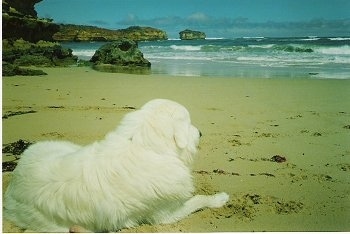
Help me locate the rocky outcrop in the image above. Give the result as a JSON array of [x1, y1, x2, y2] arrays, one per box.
[[90, 40, 151, 72], [2, 62, 48, 76], [2, 0, 59, 42], [2, 0, 42, 17], [53, 25, 168, 42], [2, 39, 78, 67], [2, 15, 60, 43], [179, 29, 206, 40], [2, 0, 77, 76]]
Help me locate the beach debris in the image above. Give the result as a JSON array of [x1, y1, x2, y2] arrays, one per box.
[[213, 169, 240, 176], [337, 163, 350, 171], [270, 155, 287, 163], [194, 170, 210, 175], [274, 200, 304, 214], [224, 202, 256, 220], [2, 139, 33, 156], [2, 110, 37, 119], [213, 169, 226, 174], [312, 132, 322, 136], [217, 193, 304, 221], [246, 194, 262, 204], [343, 125, 350, 129], [250, 172, 275, 177], [48, 106, 64, 109], [194, 169, 240, 176], [2, 161, 18, 172], [287, 114, 303, 119], [313, 174, 334, 183], [122, 106, 136, 110], [228, 139, 242, 146], [259, 132, 278, 138], [259, 173, 275, 177]]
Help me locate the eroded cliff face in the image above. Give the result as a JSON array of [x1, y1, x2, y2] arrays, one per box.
[[53, 25, 168, 42], [3, 0, 42, 17], [179, 29, 206, 40], [2, 0, 60, 42], [2, 0, 77, 76]]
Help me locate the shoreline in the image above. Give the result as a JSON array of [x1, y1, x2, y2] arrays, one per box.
[[2, 67, 350, 232]]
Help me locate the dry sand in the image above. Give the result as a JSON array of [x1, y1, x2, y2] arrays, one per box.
[[2, 67, 350, 232]]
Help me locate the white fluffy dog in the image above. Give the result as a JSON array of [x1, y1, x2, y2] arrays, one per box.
[[4, 99, 229, 232]]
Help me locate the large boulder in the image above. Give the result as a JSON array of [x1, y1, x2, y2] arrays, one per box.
[[90, 40, 151, 69], [53, 25, 168, 42], [179, 29, 206, 40]]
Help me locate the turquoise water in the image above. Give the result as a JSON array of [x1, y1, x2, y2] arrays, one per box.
[[62, 37, 350, 79]]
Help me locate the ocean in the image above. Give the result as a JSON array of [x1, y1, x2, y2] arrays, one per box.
[[62, 36, 350, 79]]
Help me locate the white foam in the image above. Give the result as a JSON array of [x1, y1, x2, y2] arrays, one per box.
[[146, 55, 211, 61], [313, 72, 350, 79], [248, 44, 275, 49], [242, 36, 265, 39], [170, 45, 202, 51], [299, 37, 320, 41], [315, 45, 350, 55], [328, 37, 350, 41], [72, 49, 96, 59], [206, 37, 225, 40]]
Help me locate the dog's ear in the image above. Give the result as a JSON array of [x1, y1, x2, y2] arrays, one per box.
[[174, 120, 189, 149]]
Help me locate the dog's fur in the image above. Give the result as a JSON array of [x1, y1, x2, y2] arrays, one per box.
[[4, 99, 229, 232]]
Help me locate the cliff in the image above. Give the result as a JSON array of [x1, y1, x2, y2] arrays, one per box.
[[2, 0, 60, 42], [179, 29, 206, 40], [53, 25, 168, 42], [2, 0, 77, 76]]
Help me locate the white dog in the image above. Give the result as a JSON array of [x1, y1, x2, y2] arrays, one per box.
[[4, 99, 229, 232]]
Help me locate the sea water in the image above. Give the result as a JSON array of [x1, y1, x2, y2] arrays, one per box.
[[62, 37, 350, 79]]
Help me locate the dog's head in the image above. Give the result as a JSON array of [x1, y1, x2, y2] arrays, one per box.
[[114, 99, 201, 165]]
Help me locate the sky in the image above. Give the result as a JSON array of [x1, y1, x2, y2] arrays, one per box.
[[35, 0, 350, 38]]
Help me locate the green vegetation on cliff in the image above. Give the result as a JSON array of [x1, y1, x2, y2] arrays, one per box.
[[179, 29, 206, 40], [53, 25, 168, 42]]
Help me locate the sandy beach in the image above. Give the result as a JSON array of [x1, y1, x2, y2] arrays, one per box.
[[2, 67, 350, 232]]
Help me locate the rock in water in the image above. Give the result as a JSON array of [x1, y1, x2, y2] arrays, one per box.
[[179, 29, 206, 40], [90, 40, 151, 70]]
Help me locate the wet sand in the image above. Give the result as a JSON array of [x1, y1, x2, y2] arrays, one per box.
[[2, 67, 350, 232]]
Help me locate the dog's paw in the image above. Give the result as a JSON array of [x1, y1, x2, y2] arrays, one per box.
[[209, 192, 230, 208]]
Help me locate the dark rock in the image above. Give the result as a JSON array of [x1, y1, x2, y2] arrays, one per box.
[[2, 139, 33, 155], [90, 40, 151, 70], [2, 0, 59, 43], [3, 0, 42, 17], [270, 155, 287, 163], [2, 62, 47, 77], [2, 14, 60, 42], [3, 161, 18, 172], [179, 29, 206, 40], [2, 39, 78, 68], [53, 25, 168, 42]]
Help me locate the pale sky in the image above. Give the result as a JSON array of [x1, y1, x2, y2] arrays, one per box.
[[36, 0, 350, 38]]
